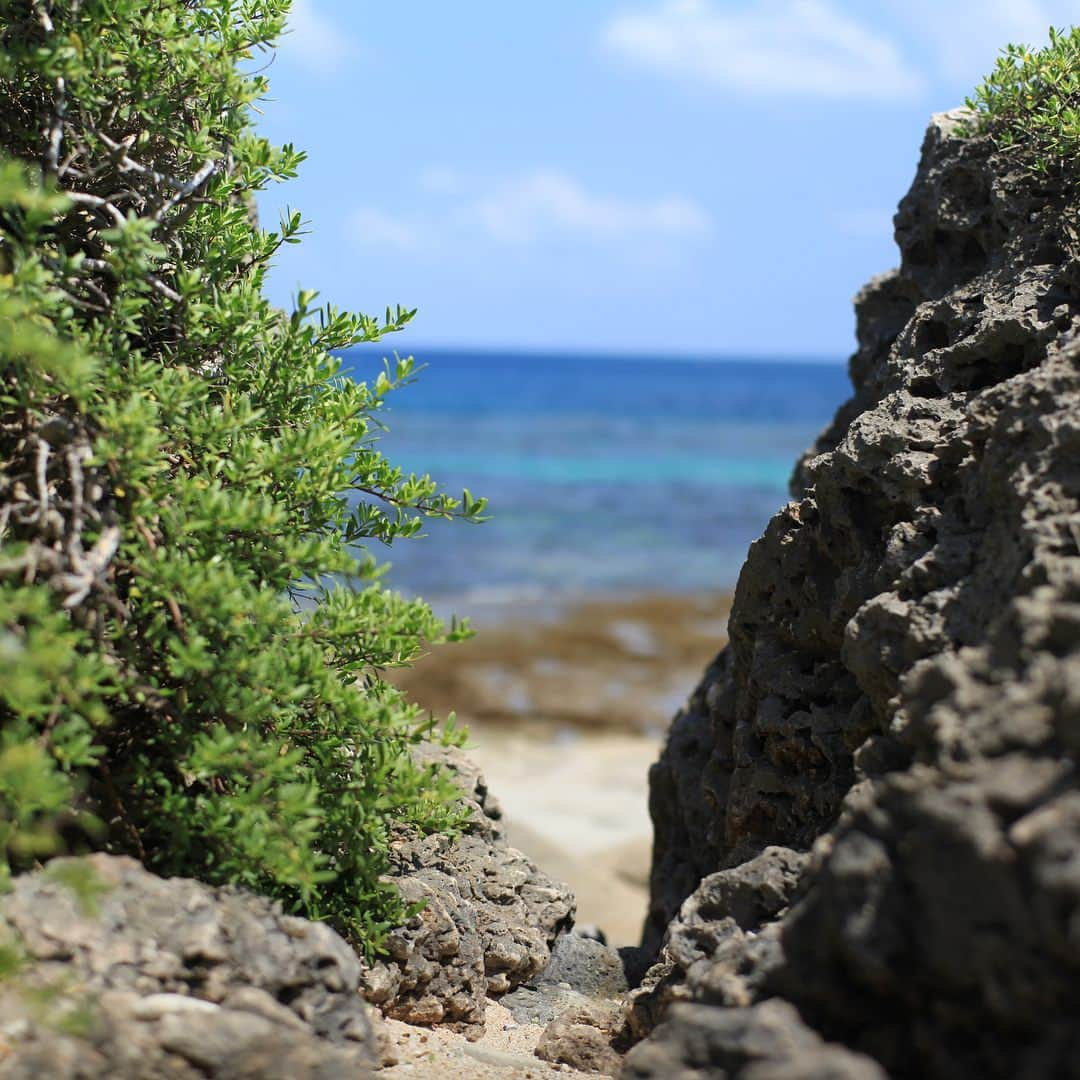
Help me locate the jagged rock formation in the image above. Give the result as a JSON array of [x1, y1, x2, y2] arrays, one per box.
[[627, 847, 806, 1040], [360, 745, 575, 1030], [637, 109, 1080, 1078], [0, 855, 383, 1078], [0, 750, 577, 1076]]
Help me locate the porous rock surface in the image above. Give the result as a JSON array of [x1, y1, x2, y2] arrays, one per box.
[[359, 745, 575, 1029], [0, 854, 381, 1078], [627, 846, 806, 1041], [503, 929, 629, 1027], [624, 1000, 886, 1080], [639, 108, 1080, 1077]]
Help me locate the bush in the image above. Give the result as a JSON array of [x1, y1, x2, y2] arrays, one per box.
[[966, 25, 1080, 185], [0, 0, 484, 953]]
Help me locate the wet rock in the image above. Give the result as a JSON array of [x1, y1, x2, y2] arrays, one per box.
[[360, 745, 575, 1028], [0, 854, 381, 1078], [640, 106, 1080, 1077]]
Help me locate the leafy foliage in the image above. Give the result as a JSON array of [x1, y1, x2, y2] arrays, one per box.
[[0, 0, 485, 951], [966, 25, 1080, 185]]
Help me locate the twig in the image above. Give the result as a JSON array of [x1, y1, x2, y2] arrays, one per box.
[[32, 435, 49, 521], [147, 274, 182, 303], [155, 158, 217, 221], [33, 1, 53, 32], [66, 443, 87, 558], [92, 128, 217, 213], [37, 694, 65, 749], [45, 76, 66, 177], [68, 191, 126, 227], [56, 524, 121, 608]]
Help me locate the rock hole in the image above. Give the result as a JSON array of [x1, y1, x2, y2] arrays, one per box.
[[952, 341, 1035, 392], [909, 376, 943, 399], [916, 319, 950, 352], [1033, 238, 1066, 265], [276, 985, 303, 1007]]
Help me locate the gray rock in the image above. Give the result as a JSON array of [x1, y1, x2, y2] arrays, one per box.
[[503, 930, 629, 1026], [628, 848, 805, 1040], [541, 931, 630, 997], [638, 106, 1080, 1077], [622, 1000, 887, 1079], [502, 982, 595, 1027], [360, 745, 575, 1028], [0, 854, 380, 1078], [536, 999, 625, 1076]]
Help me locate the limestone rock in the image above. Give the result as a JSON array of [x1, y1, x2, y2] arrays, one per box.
[[540, 931, 630, 998], [503, 929, 630, 1026], [622, 1000, 887, 1080], [360, 745, 575, 1028], [535, 1000, 624, 1076], [628, 848, 804, 1041], [0, 854, 381, 1078], [640, 106, 1080, 1077]]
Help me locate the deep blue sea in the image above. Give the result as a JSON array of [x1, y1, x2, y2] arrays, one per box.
[[340, 348, 851, 615]]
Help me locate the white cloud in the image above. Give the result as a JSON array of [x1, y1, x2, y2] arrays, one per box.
[[350, 169, 711, 253], [280, 0, 359, 74], [349, 209, 422, 253], [466, 170, 711, 244], [886, 0, 1062, 84], [602, 0, 924, 100]]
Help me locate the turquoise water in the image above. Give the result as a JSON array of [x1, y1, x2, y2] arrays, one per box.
[[340, 348, 851, 611]]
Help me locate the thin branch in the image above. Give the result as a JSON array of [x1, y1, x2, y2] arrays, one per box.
[[351, 483, 465, 519], [155, 158, 217, 221], [65, 444, 88, 559], [147, 274, 182, 303], [32, 436, 49, 521], [33, 1, 53, 32], [67, 191, 126, 227], [44, 76, 66, 177], [55, 525, 121, 608], [97, 760, 147, 862]]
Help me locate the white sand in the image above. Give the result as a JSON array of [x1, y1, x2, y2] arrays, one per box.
[[467, 727, 659, 947], [381, 1001, 598, 1078]]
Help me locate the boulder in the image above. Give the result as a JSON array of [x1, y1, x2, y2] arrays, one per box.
[[503, 928, 630, 1027], [638, 107, 1080, 1077], [622, 1000, 886, 1080], [360, 745, 575, 1029], [0, 854, 381, 1078]]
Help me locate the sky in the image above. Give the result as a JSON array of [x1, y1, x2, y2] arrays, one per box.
[[254, 1, 1076, 360]]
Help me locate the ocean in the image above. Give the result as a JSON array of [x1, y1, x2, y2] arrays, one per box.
[[340, 348, 851, 617]]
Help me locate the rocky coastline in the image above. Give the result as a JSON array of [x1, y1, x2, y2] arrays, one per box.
[[1, 106, 1078, 1078]]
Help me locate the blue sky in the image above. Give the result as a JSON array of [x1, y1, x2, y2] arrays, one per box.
[[255, 1, 1075, 359]]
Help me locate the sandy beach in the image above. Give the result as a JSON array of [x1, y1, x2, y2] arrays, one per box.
[[393, 591, 731, 946]]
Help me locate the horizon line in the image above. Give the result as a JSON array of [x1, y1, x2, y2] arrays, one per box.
[[344, 342, 849, 366]]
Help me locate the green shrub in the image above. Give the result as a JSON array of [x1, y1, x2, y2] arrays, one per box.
[[967, 25, 1080, 185], [0, 0, 485, 953]]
